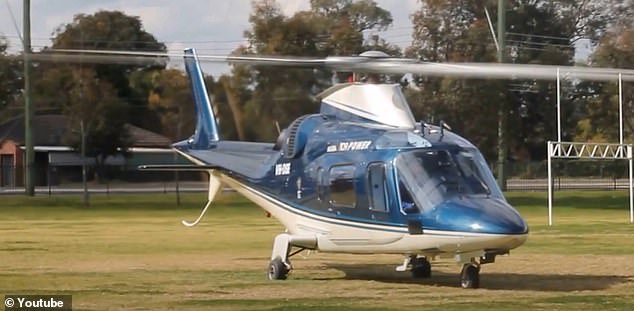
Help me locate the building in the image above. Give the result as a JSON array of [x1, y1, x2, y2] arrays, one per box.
[[0, 114, 181, 187]]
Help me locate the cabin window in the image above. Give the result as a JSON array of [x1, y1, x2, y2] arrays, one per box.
[[367, 163, 388, 212], [328, 165, 356, 208]]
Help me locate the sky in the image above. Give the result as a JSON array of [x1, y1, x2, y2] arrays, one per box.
[[0, 0, 419, 76]]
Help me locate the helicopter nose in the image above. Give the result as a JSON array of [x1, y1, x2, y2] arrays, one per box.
[[430, 197, 528, 235]]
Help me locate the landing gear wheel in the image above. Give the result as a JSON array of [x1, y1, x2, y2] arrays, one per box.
[[411, 257, 432, 278], [460, 263, 480, 289], [267, 257, 289, 280]]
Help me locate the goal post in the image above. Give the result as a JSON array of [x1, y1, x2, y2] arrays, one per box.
[[547, 141, 634, 225], [545, 70, 632, 225]]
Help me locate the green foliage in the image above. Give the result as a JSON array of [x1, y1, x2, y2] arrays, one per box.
[[213, 74, 250, 140], [575, 26, 634, 142], [34, 11, 168, 179], [146, 69, 196, 140], [0, 36, 21, 115], [51, 10, 166, 98], [4, 1, 633, 168], [406, 0, 506, 160], [233, 0, 397, 142], [62, 68, 131, 177], [404, 0, 619, 162]]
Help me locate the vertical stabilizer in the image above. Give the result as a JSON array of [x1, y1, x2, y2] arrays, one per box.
[[184, 48, 219, 149]]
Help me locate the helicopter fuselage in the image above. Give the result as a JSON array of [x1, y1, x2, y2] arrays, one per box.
[[175, 111, 528, 258]]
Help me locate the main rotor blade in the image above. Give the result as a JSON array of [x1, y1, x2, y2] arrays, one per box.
[[337, 61, 634, 82], [34, 49, 327, 67], [29, 51, 169, 66], [32, 49, 634, 81]]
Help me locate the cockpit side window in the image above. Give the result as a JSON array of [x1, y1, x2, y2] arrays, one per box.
[[398, 179, 419, 214]]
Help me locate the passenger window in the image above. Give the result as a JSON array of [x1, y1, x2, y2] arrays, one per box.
[[328, 165, 356, 208], [367, 163, 388, 212]]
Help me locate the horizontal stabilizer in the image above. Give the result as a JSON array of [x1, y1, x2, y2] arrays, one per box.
[[138, 165, 220, 171]]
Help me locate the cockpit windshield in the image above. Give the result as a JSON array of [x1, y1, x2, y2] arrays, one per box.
[[395, 148, 503, 213]]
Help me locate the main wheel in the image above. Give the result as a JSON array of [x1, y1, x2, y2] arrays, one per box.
[[267, 257, 289, 280], [460, 264, 480, 289], [411, 257, 432, 278]]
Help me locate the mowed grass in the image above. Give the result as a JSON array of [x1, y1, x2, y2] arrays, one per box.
[[1, 191, 633, 310]]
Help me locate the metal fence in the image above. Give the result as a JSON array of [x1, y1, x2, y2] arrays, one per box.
[[0, 164, 207, 195], [0, 161, 631, 195], [507, 178, 631, 191]]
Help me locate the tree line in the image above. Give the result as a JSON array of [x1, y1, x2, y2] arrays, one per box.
[[0, 0, 632, 165]]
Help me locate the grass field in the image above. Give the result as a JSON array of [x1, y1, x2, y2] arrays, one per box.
[[1, 191, 633, 310]]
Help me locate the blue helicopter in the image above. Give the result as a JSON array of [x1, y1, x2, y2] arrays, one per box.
[[42, 47, 634, 289], [138, 49, 529, 289]]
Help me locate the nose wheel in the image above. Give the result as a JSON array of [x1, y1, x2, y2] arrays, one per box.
[[460, 263, 480, 289], [411, 256, 432, 278], [268, 257, 290, 280]]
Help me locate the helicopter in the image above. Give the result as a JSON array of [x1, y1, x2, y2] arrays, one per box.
[[38, 48, 634, 289], [146, 48, 528, 289]]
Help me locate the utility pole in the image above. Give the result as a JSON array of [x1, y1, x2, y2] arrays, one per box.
[[81, 120, 89, 207], [79, 30, 89, 207], [23, 0, 34, 196], [496, 0, 507, 191]]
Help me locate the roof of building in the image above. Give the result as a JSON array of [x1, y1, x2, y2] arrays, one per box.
[[0, 114, 171, 148]]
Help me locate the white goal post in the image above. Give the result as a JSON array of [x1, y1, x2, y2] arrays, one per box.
[[547, 141, 634, 225], [546, 72, 633, 225]]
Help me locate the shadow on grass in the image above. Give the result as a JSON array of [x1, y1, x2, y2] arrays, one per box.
[[325, 263, 632, 291]]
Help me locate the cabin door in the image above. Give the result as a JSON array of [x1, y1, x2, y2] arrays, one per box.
[[367, 162, 390, 221]]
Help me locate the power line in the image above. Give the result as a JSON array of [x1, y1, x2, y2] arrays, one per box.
[[507, 31, 575, 42], [507, 39, 574, 49], [3, 0, 23, 44]]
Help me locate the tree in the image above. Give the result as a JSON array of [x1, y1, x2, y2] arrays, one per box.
[[404, 0, 617, 162], [51, 10, 166, 96], [233, 0, 397, 142], [147, 69, 196, 140], [310, 0, 394, 55], [554, 0, 634, 45], [45, 10, 166, 131], [575, 26, 634, 142], [63, 68, 131, 181], [214, 73, 250, 141], [406, 0, 506, 160], [0, 36, 21, 117], [32, 11, 168, 176]]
